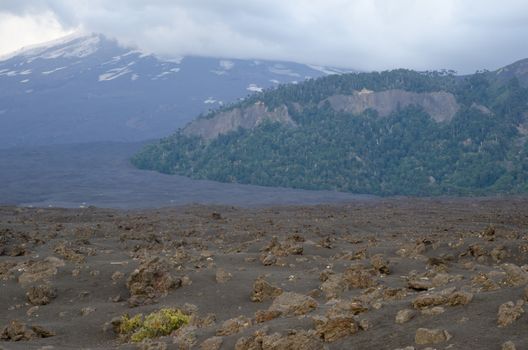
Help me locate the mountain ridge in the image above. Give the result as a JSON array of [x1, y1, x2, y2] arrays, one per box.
[[0, 33, 349, 148]]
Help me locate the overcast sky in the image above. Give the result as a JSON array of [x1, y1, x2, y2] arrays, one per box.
[[1, 0, 528, 73]]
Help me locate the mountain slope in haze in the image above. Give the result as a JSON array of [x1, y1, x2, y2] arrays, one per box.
[[133, 68, 528, 196], [0, 33, 347, 148]]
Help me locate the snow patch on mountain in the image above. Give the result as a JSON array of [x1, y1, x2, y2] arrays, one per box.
[[247, 84, 263, 92], [99, 65, 132, 81], [154, 68, 181, 80], [268, 65, 301, 77], [42, 67, 67, 75], [307, 64, 351, 75], [26, 35, 101, 63], [0, 70, 17, 77]]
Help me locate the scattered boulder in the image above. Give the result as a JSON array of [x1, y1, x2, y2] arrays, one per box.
[[313, 314, 358, 342], [268, 292, 318, 316], [414, 328, 452, 345], [343, 265, 377, 289], [260, 253, 277, 266], [502, 341, 517, 350], [126, 257, 180, 306], [502, 264, 528, 287], [173, 324, 198, 348], [412, 293, 446, 309], [255, 309, 282, 323], [407, 278, 433, 291], [412, 289, 473, 309], [472, 272, 501, 291], [250, 277, 283, 302], [138, 340, 168, 350], [200, 336, 223, 350], [112, 271, 124, 282], [0, 320, 55, 341], [421, 306, 445, 316], [497, 300, 525, 327], [490, 246, 509, 263], [262, 330, 323, 350], [482, 225, 496, 241], [370, 254, 390, 274], [215, 268, 232, 283], [236, 329, 322, 350], [395, 309, 415, 324], [446, 291, 474, 306], [18, 257, 65, 286], [320, 273, 346, 300], [26, 284, 57, 306], [261, 236, 303, 257], [54, 241, 86, 263], [326, 299, 368, 317], [216, 316, 252, 336], [80, 307, 96, 316]]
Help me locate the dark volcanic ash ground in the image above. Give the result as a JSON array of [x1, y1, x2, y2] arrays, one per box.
[[1, 197, 528, 349]]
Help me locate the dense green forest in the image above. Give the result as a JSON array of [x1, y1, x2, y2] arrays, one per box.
[[132, 69, 528, 196]]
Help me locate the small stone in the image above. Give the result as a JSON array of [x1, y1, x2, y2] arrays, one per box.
[[215, 268, 232, 283], [250, 277, 283, 302], [260, 253, 277, 266], [313, 315, 358, 342], [268, 292, 318, 316], [320, 274, 346, 300], [111, 271, 124, 282], [200, 336, 223, 350], [446, 291, 473, 306], [395, 309, 415, 324], [343, 265, 377, 289], [502, 264, 528, 287], [497, 300, 525, 327], [138, 340, 167, 350], [421, 306, 445, 316], [370, 254, 390, 274], [182, 275, 192, 286], [255, 310, 282, 323], [502, 341, 517, 350], [80, 307, 96, 316], [26, 284, 57, 306], [216, 316, 252, 336], [415, 328, 452, 345], [412, 293, 446, 309], [26, 306, 39, 317], [126, 257, 180, 306]]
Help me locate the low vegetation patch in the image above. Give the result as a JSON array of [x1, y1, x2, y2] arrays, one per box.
[[117, 308, 189, 342]]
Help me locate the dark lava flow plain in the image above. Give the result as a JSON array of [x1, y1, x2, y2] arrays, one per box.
[[0, 142, 371, 209]]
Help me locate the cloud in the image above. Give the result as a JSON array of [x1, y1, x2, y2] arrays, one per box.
[[1, 0, 528, 73], [0, 11, 74, 57]]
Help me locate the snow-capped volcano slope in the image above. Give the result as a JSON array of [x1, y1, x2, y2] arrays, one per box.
[[0, 33, 350, 148]]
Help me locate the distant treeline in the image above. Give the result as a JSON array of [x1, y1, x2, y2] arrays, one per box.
[[132, 69, 528, 196]]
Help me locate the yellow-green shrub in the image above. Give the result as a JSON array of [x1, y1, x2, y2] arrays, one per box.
[[117, 308, 190, 342]]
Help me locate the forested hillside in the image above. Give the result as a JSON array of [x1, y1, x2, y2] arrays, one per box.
[[132, 68, 528, 196]]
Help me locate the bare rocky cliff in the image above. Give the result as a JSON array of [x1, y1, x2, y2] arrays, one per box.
[[324, 89, 460, 122], [183, 102, 296, 140], [183, 89, 461, 141]]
